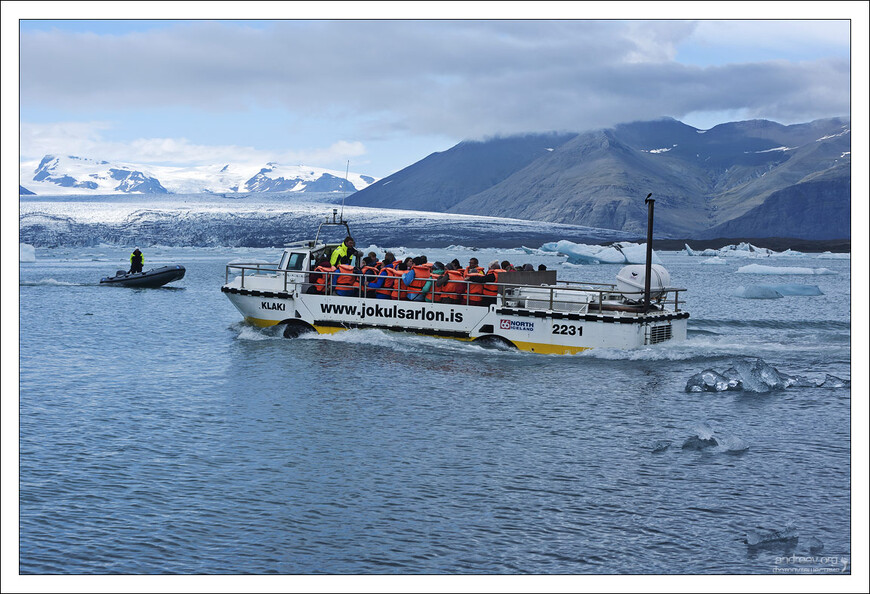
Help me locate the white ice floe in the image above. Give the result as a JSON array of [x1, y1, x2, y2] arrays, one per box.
[[816, 251, 850, 260], [733, 283, 823, 299], [683, 242, 802, 258], [20, 243, 36, 262], [540, 240, 661, 265], [700, 257, 728, 265], [732, 285, 784, 299], [736, 264, 836, 275]]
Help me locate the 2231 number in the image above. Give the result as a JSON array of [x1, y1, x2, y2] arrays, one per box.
[[552, 324, 581, 336]]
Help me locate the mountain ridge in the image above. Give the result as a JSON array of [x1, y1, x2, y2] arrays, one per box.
[[348, 116, 850, 239], [19, 155, 378, 196]]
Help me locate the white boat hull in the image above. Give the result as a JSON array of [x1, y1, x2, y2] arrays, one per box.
[[221, 282, 688, 354]]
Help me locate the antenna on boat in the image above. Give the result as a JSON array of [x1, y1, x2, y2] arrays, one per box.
[[339, 160, 350, 222], [643, 193, 654, 313]]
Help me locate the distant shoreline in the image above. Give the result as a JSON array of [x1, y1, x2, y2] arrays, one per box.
[[647, 237, 851, 253]]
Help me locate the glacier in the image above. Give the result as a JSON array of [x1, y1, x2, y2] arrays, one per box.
[[19, 193, 635, 248]]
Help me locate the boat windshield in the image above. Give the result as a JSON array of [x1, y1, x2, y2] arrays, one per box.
[[279, 252, 307, 271]]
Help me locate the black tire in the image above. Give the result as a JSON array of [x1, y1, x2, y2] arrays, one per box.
[[473, 334, 517, 350], [282, 320, 316, 338]]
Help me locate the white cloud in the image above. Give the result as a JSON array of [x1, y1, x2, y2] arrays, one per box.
[[19, 20, 851, 142]]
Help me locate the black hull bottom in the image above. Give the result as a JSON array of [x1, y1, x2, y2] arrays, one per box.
[[100, 265, 186, 288]]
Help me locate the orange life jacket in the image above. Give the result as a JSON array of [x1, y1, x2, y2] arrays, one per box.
[[466, 272, 485, 304], [406, 264, 432, 299], [360, 265, 380, 297], [482, 269, 506, 297], [438, 269, 466, 302], [464, 266, 484, 276], [311, 264, 337, 293], [334, 264, 359, 293], [378, 267, 405, 299]]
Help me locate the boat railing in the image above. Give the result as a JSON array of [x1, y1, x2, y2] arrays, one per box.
[[225, 262, 304, 292], [225, 264, 686, 313]]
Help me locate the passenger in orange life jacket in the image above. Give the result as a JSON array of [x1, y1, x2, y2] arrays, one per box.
[[382, 252, 397, 269], [403, 256, 431, 301], [422, 262, 450, 302], [464, 257, 484, 276], [334, 262, 361, 297], [390, 259, 415, 300], [307, 259, 336, 294], [465, 260, 504, 306], [409, 260, 444, 302], [366, 252, 401, 298], [433, 262, 464, 304]]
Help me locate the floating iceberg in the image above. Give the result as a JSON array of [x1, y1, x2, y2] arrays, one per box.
[[768, 284, 824, 296], [733, 285, 784, 299], [685, 369, 744, 392], [818, 374, 850, 388], [685, 358, 796, 393], [816, 251, 850, 260], [679, 423, 747, 453], [736, 264, 836, 275], [733, 284, 824, 299], [540, 240, 662, 265], [745, 522, 798, 548], [20, 243, 36, 262], [682, 435, 719, 450], [683, 242, 807, 259]]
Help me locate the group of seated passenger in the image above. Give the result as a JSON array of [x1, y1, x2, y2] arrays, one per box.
[[306, 238, 548, 306]]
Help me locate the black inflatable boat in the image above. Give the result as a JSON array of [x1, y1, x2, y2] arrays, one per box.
[[100, 265, 186, 288]]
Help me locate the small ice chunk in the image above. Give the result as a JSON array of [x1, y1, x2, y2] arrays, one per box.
[[729, 358, 795, 393], [719, 368, 744, 391], [682, 435, 719, 450], [745, 523, 798, 547], [20, 243, 36, 262], [651, 440, 672, 453], [685, 369, 742, 392], [818, 374, 850, 388]]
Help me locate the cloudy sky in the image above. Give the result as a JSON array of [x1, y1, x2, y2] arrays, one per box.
[[7, 5, 861, 179]]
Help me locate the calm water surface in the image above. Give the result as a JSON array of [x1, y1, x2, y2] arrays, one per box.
[[18, 247, 852, 574]]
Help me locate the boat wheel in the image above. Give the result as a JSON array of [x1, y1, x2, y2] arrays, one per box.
[[282, 320, 316, 339], [473, 335, 517, 350]]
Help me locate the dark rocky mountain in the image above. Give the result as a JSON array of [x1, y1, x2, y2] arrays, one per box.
[[348, 133, 577, 212], [700, 163, 851, 240], [347, 117, 850, 239]]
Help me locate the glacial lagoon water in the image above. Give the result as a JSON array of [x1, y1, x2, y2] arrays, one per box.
[[17, 246, 853, 575]]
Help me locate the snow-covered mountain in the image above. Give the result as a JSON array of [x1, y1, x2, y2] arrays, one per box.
[[19, 155, 378, 196]]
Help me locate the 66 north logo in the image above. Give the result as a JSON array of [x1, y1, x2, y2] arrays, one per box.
[[500, 319, 535, 332]]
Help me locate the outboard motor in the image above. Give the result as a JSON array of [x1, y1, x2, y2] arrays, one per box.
[[616, 264, 670, 303]]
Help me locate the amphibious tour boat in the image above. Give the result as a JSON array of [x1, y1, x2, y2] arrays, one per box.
[[221, 198, 689, 354]]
